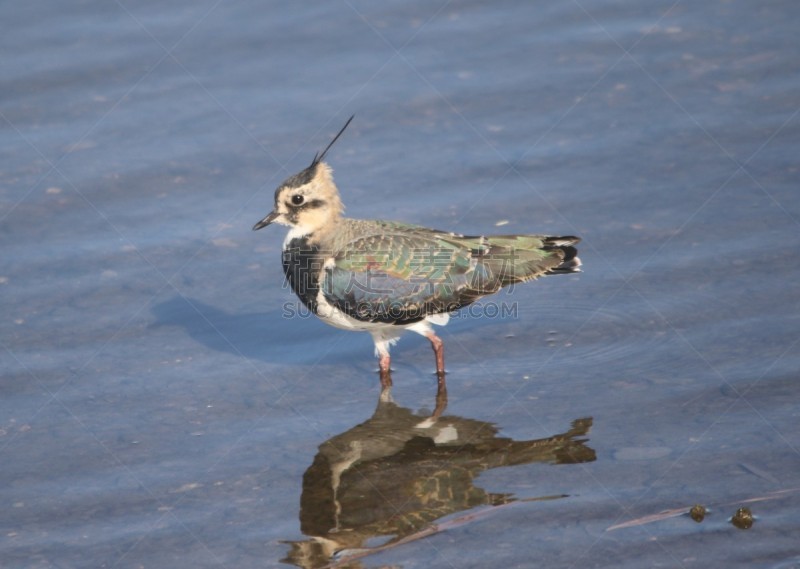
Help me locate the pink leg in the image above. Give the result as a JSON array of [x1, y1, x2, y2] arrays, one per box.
[[379, 353, 392, 388], [425, 331, 446, 386]]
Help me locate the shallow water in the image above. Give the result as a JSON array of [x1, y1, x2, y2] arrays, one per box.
[[2, 1, 799, 568]]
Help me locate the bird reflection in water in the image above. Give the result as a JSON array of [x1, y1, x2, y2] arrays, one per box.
[[282, 386, 595, 568]]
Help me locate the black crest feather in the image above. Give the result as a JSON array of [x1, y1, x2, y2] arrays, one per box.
[[280, 115, 355, 190], [311, 115, 354, 167]]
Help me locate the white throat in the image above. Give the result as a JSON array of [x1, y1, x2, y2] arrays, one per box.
[[283, 224, 313, 249]]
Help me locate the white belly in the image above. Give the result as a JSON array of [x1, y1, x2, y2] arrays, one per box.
[[314, 288, 450, 357]]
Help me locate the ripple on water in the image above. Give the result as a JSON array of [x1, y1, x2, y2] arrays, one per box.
[[769, 558, 800, 569], [518, 301, 671, 367]]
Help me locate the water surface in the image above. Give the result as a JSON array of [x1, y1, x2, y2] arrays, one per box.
[[2, 1, 799, 568]]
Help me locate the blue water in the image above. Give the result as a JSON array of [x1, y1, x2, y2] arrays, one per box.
[[2, 1, 799, 568]]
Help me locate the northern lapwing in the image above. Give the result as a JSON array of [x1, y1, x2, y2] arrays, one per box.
[[253, 117, 581, 388]]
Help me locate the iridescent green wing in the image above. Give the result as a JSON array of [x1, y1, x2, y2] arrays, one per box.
[[322, 228, 491, 324], [322, 221, 578, 324]]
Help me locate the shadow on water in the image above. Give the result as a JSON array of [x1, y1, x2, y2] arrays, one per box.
[[150, 295, 326, 364], [150, 295, 520, 367], [281, 389, 595, 569]]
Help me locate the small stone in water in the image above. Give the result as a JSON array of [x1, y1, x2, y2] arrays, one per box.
[[689, 504, 706, 522], [731, 507, 754, 529]]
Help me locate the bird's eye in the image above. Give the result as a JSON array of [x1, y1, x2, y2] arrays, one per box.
[[291, 194, 304, 206]]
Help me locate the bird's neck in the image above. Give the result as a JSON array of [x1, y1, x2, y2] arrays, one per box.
[[283, 214, 344, 249]]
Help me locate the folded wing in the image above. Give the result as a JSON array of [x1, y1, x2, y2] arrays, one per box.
[[322, 224, 580, 325]]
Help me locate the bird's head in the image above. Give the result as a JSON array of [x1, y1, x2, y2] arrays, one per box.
[[252, 116, 353, 237]]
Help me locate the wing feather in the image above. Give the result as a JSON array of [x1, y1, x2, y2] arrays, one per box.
[[320, 222, 579, 325], [322, 232, 490, 324]]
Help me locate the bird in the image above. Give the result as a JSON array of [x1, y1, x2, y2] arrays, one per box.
[[252, 116, 581, 389]]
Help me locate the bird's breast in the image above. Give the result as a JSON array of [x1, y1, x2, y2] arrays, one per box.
[[282, 236, 324, 314]]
